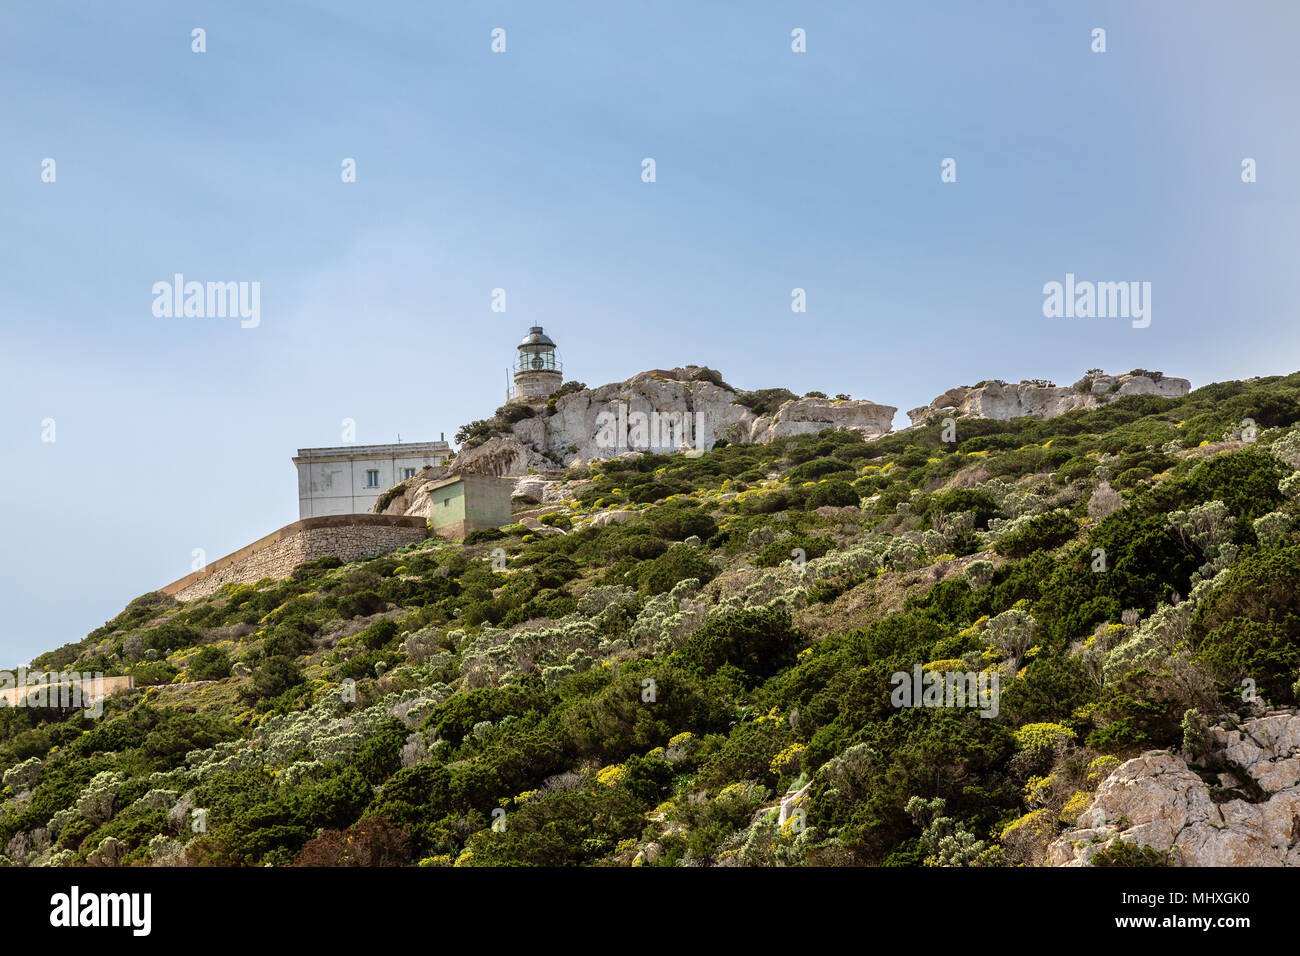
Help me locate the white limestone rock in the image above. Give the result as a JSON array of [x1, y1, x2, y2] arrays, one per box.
[[907, 370, 1190, 426], [1049, 712, 1300, 867], [748, 397, 896, 443], [477, 367, 897, 471], [579, 509, 636, 529]]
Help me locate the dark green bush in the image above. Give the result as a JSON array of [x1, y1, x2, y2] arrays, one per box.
[[994, 511, 1078, 559], [630, 545, 718, 595], [754, 534, 834, 567], [189, 645, 232, 680], [672, 607, 801, 685], [806, 480, 859, 509]]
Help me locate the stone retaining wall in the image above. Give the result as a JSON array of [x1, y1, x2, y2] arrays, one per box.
[[0, 674, 135, 708], [161, 515, 428, 601]]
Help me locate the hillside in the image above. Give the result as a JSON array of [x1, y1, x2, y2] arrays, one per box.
[[5, 370, 1300, 867]]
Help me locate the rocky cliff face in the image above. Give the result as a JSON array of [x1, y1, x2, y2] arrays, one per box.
[[374, 367, 1190, 517], [907, 370, 1190, 426], [371, 367, 896, 514], [1049, 712, 1300, 866], [459, 367, 896, 473]]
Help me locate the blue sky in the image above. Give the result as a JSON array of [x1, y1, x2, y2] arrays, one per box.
[[2, 0, 1297, 664]]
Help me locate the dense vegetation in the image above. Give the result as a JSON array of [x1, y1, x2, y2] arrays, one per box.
[[5, 372, 1300, 867]]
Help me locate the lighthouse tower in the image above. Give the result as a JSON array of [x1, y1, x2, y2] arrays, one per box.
[[511, 326, 563, 402]]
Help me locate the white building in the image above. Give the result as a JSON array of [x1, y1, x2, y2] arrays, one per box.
[[294, 440, 451, 518]]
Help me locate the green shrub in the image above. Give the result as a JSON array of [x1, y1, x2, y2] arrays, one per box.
[[630, 545, 718, 595], [357, 619, 400, 651], [1090, 840, 1172, 867], [672, 607, 801, 685], [733, 388, 797, 417], [806, 480, 859, 509], [754, 534, 833, 567], [188, 646, 231, 681], [927, 489, 1003, 529], [1191, 546, 1300, 703], [646, 507, 717, 542], [240, 656, 304, 703], [789, 458, 855, 483], [994, 510, 1077, 559]]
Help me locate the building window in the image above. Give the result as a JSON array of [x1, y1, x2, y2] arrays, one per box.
[[366, 470, 380, 488], [444, 498, 450, 507], [403, 468, 416, 480]]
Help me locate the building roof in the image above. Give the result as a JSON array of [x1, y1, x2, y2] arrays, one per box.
[[293, 441, 450, 462], [518, 326, 556, 349]]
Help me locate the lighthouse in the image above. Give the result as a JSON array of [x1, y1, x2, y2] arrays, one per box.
[[510, 326, 563, 402]]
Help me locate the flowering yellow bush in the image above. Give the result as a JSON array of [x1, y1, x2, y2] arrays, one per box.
[[1001, 808, 1052, 840], [596, 764, 629, 787], [1013, 722, 1076, 754], [717, 781, 764, 804], [1023, 774, 1052, 804], [769, 743, 806, 775], [1087, 754, 1121, 785], [1059, 790, 1091, 825]]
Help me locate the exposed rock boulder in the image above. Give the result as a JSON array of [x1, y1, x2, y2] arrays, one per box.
[[1049, 712, 1300, 866], [511, 476, 567, 504], [578, 509, 636, 529], [749, 397, 896, 443], [459, 367, 897, 473], [450, 438, 531, 477], [907, 370, 1190, 426]]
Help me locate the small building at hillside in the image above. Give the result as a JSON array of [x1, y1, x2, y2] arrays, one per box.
[[425, 474, 514, 539], [294, 440, 451, 518]]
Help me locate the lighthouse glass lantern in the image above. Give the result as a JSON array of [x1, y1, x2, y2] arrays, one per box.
[[517, 326, 558, 372]]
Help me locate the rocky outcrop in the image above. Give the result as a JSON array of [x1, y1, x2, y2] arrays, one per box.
[[375, 368, 1189, 509], [1049, 712, 1300, 867], [907, 370, 1190, 426], [748, 397, 895, 443], [452, 367, 898, 474]]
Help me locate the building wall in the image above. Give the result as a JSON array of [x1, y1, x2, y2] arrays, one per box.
[[425, 475, 514, 539], [513, 369, 563, 401], [462, 474, 513, 530], [427, 479, 466, 528], [295, 444, 449, 518], [161, 514, 428, 601]]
